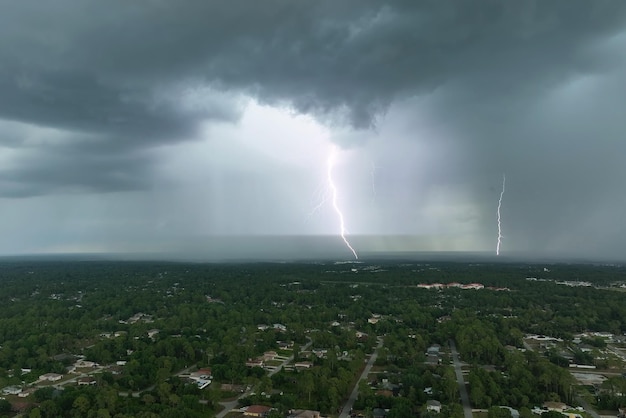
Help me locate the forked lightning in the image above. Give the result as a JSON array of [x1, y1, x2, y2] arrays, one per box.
[[496, 173, 506, 256], [327, 146, 358, 260]]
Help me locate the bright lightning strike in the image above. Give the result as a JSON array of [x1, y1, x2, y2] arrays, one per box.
[[327, 145, 359, 260], [496, 173, 506, 256]]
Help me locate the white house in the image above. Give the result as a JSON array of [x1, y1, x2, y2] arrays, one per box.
[[426, 400, 442, 413], [39, 373, 63, 382], [2, 386, 22, 395]]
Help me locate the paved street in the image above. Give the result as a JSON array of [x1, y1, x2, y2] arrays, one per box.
[[576, 397, 600, 418], [338, 336, 384, 418], [449, 339, 473, 418]]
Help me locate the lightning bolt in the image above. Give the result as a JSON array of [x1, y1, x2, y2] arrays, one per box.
[[306, 183, 330, 220], [327, 145, 359, 260], [496, 173, 506, 256]]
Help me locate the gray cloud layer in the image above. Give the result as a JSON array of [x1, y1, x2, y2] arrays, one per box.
[[1, 1, 626, 259]]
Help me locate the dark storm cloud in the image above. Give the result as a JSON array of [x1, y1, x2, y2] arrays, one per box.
[[0, 141, 153, 197], [1, 0, 626, 197]]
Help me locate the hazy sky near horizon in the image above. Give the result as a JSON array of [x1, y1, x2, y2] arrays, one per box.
[[1, 1, 626, 260]]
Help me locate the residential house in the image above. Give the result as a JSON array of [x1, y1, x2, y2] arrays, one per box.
[[189, 368, 212, 389], [426, 400, 442, 413], [427, 344, 441, 355], [294, 361, 313, 369], [192, 379, 211, 389], [39, 373, 63, 382], [277, 340, 293, 349], [542, 402, 567, 412], [75, 360, 96, 368], [244, 405, 271, 417], [18, 388, 36, 398], [78, 377, 97, 386], [2, 386, 22, 395], [190, 368, 212, 379], [246, 359, 264, 368]]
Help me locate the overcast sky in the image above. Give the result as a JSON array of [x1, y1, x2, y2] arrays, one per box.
[[1, 1, 626, 261]]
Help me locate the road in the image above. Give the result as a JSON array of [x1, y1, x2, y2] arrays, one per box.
[[268, 339, 312, 377], [449, 339, 473, 418], [215, 339, 312, 418], [576, 397, 600, 418], [338, 337, 384, 418]]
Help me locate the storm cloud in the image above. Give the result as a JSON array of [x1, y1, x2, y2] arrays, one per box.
[[1, 0, 626, 259]]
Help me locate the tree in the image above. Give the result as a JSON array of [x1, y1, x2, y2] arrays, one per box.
[[0, 399, 10, 413], [33, 386, 54, 402], [388, 398, 413, 418], [72, 395, 91, 417], [488, 406, 512, 418], [299, 372, 315, 404]]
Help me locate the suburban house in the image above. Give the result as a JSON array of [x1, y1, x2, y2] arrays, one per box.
[[277, 340, 293, 349], [39, 373, 63, 382], [188, 368, 212, 389], [2, 386, 22, 395], [294, 361, 313, 369], [246, 359, 264, 368], [244, 405, 272, 417], [427, 344, 441, 355], [78, 376, 97, 386], [426, 400, 442, 413], [190, 368, 212, 379], [74, 360, 97, 368], [18, 388, 36, 398], [542, 402, 567, 412]]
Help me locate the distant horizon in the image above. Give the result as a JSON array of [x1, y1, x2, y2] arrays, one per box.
[[0, 234, 623, 266]]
